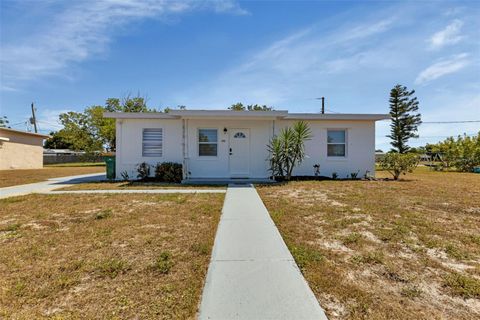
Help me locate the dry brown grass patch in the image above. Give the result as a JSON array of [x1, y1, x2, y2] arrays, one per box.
[[0, 193, 223, 319], [258, 168, 480, 319]]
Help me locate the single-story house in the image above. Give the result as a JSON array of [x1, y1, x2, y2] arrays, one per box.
[[105, 110, 389, 181], [0, 127, 50, 170]]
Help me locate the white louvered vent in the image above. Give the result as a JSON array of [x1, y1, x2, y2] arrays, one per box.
[[142, 128, 163, 157]]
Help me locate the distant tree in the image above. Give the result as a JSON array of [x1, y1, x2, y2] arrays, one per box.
[[104, 95, 152, 113], [229, 103, 274, 111], [44, 131, 74, 149], [57, 111, 102, 152], [426, 132, 480, 172], [247, 104, 273, 111], [375, 149, 384, 153], [163, 105, 187, 113], [0, 116, 10, 128], [229, 103, 246, 111], [408, 146, 426, 154], [57, 95, 153, 152], [387, 84, 422, 153]]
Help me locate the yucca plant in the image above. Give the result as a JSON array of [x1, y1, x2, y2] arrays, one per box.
[[267, 136, 285, 178], [267, 121, 312, 180]]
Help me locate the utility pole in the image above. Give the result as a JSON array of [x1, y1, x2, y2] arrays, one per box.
[[316, 97, 325, 114], [30, 102, 38, 133]]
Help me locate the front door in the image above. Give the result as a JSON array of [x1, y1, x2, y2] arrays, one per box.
[[229, 129, 250, 177]]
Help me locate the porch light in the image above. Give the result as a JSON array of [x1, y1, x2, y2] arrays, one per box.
[[223, 127, 228, 134]]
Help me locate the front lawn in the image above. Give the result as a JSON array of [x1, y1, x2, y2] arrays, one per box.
[[258, 169, 480, 319], [0, 193, 223, 318], [0, 165, 105, 188]]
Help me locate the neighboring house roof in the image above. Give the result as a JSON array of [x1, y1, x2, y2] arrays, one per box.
[[104, 110, 390, 121], [43, 149, 86, 155], [0, 127, 50, 139]]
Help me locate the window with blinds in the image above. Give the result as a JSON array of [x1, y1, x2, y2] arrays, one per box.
[[198, 128, 218, 156], [327, 129, 346, 157], [142, 128, 163, 157]]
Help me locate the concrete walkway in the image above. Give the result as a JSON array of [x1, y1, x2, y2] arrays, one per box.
[[199, 185, 327, 320], [0, 173, 105, 199]]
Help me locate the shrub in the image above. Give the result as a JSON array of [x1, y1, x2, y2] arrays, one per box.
[[136, 162, 150, 180], [153, 251, 174, 274], [96, 258, 130, 278], [154, 162, 183, 183], [120, 171, 129, 181], [380, 153, 419, 180], [95, 209, 112, 220]]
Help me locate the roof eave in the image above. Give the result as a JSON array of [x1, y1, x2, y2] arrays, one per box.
[[0, 127, 50, 138], [103, 112, 179, 119], [284, 113, 390, 121]]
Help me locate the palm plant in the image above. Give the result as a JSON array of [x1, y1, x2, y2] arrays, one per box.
[[267, 121, 312, 180]]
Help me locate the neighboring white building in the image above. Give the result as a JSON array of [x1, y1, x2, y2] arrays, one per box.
[[105, 110, 389, 181]]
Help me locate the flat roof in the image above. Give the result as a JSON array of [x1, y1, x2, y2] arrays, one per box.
[[0, 127, 50, 139], [285, 113, 389, 121], [104, 110, 390, 121]]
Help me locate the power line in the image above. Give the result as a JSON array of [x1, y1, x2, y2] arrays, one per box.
[[422, 120, 480, 124]]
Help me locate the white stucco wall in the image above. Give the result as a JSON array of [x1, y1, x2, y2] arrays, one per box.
[[115, 118, 376, 179], [185, 119, 273, 178], [115, 118, 183, 179], [276, 120, 376, 178]]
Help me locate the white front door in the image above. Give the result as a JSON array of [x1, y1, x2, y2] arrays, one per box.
[[229, 129, 250, 177]]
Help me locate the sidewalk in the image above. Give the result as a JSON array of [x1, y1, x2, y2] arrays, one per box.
[[199, 184, 327, 319], [0, 173, 105, 199]]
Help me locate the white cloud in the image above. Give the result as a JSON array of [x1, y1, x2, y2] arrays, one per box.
[[415, 53, 470, 85], [429, 19, 464, 49], [36, 109, 68, 133], [0, 0, 246, 90], [175, 16, 400, 108]]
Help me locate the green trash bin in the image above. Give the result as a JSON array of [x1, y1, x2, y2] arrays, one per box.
[[104, 156, 116, 180]]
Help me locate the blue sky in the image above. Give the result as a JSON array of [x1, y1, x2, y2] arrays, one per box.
[[1, 0, 479, 150]]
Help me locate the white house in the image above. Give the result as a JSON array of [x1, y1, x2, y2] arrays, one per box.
[[105, 110, 389, 181]]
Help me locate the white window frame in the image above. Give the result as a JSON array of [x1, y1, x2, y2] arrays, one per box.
[[142, 128, 163, 157], [327, 129, 347, 158], [198, 128, 218, 157]]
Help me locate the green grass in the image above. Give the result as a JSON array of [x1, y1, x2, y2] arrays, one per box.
[[444, 273, 480, 299], [152, 252, 175, 274], [288, 244, 323, 270], [95, 258, 131, 279]]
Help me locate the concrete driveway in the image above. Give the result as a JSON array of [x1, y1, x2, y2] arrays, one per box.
[[0, 173, 105, 199]]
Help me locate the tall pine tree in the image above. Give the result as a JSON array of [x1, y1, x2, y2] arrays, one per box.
[[388, 84, 422, 153]]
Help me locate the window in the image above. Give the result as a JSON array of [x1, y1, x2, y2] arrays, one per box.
[[198, 129, 218, 156], [142, 128, 163, 157], [327, 130, 346, 157], [233, 132, 246, 138]]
